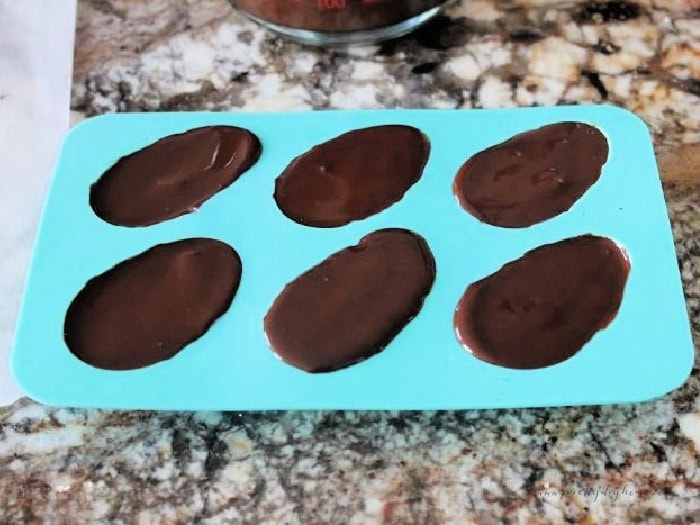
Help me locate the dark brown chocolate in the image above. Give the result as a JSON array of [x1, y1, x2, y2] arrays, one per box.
[[90, 126, 261, 227], [454, 235, 630, 370], [264, 228, 436, 373], [235, 1, 447, 32], [454, 122, 609, 228], [274, 125, 430, 228], [64, 238, 241, 371]]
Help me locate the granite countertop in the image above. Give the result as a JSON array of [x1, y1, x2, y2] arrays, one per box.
[[2, 0, 700, 522]]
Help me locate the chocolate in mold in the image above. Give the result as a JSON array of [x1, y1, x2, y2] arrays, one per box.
[[274, 125, 430, 228], [64, 238, 242, 371], [454, 122, 609, 228], [264, 228, 436, 373], [90, 126, 261, 227], [454, 235, 630, 370]]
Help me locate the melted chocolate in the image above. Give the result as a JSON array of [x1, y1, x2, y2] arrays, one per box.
[[264, 229, 436, 373], [90, 126, 261, 227], [455, 235, 630, 369], [235, 0, 447, 32], [454, 122, 609, 228], [274, 126, 430, 228], [65, 238, 241, 371]]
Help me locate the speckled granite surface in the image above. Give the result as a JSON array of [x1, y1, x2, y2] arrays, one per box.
[[2, 0, 700, 523]]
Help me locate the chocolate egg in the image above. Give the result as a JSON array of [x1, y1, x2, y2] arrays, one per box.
[[90, 126, 261, 227], [454, 122, 609, 228], [455, 235, 630, 369], [264, 228, 436, 373], [274, 125, 430, 228], [64, 238, 242, 370]]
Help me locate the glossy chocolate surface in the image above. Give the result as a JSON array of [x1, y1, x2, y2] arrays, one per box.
[[454, 122, 609, 228], [455, 235, 630, 369], [90, 126, 261, 227], [236, 0, 447, 32], [274, 125, 430, 228], [65, 238, 242, 371], [264, 229, 436, 373]]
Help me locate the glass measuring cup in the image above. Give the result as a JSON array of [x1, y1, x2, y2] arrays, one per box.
[[231, 0, 452, 46]]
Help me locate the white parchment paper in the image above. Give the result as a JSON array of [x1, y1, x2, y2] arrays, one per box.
[[0, 0, 77, 405]]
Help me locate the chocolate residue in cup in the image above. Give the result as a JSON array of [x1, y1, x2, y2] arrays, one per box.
[[235, 0, 448, 32]]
